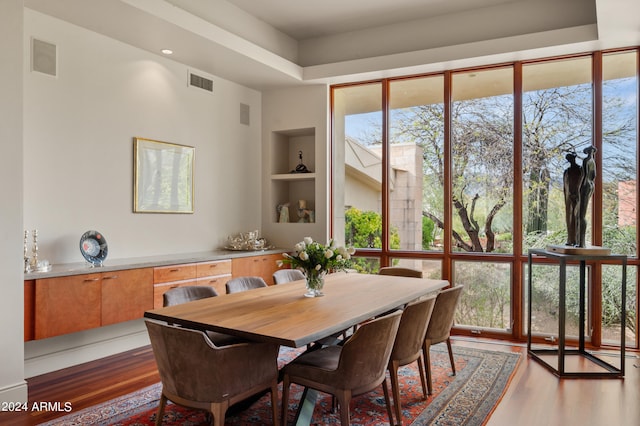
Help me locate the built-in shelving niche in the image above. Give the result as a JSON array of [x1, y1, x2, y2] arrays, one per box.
[[270, 127, 316, 224]]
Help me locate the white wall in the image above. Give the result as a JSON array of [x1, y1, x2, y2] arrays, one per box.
[[0, 0, 27, 404], [24, 9, 262, 264], [20, 9, 263, 377]]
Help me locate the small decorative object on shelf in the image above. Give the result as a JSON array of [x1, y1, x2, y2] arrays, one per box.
[[79, 230, 108, 267], [24, 229, 52, 273], [297, 199, 314, 223], [277, 237, 354, 297], [277, 203, 290, 223], [290, 150, 312, 173], [225, 230, 274, 251]]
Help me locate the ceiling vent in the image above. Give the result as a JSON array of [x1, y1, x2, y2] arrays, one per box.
[[188, 71, 213, 93]]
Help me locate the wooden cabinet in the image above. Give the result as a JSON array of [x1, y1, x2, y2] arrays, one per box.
[[101, 268, 153, 326], [35, 273, 102, 339], [232, 253, 282, 285], [34, 268, 154, 339], [153, 260, 231, 308], [25, 251, 284, 339]]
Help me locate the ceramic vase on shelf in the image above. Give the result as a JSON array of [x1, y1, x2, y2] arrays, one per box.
[[304, 270, 326, 297]]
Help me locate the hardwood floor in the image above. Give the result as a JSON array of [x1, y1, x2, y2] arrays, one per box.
[[2, 339, 638, 425], [1, 346, 160, 426]]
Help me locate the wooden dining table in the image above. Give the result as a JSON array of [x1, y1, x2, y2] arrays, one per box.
[[144, 271, 449, 424], [144, 272, 448, 347]]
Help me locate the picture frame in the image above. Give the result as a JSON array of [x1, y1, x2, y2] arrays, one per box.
[[133, 137, 194, 213]]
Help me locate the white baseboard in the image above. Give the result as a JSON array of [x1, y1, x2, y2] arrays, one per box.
[[0, 380, 28, 404], [24, 320, 150, 378]]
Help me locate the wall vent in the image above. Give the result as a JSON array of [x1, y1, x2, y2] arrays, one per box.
[[188, 71, 213, 93], [240, 103, 250, 125], [32, 38, 57, 77]]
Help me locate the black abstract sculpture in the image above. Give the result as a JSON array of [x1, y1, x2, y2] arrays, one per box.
[[563, 146, 597, 248]]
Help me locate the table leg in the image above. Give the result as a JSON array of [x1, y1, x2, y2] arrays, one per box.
[[294, 387, 319, 426]]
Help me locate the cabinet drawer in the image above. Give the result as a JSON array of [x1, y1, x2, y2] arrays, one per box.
[[196, 274, 231, 296], [154, 264, 196, 283], [197, 260, 232, 278]]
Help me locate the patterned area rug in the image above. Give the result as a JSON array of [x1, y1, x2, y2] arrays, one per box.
[[42, 344, 519, 426]]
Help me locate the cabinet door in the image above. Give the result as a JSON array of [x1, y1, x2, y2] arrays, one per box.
[[101, 268, 153, 326], [232, 254, 282, 285], [35, 274, 102, 339]]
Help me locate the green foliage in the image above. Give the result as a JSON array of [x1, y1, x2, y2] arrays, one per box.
[[422, 216, 434, 249], [344, 207, 401, 250], [344, 207, 400, 274], [454, 262, 511, 329], [345, 207, 382, 249]]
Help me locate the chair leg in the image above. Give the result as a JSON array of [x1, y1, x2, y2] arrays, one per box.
[[423, 342, 433, 395], [388, 362, 402, 425], [381, 377, 396, 426], [416, 352, 428, 400], [269, 381, 280, 426], [446, 338, 456, 376], [336, 390, 352, 425], [210, 401, 228, 426], [155, 393, 167, 426]]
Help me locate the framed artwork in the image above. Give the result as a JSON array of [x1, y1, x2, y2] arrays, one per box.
[[133, 137, 194, 213]]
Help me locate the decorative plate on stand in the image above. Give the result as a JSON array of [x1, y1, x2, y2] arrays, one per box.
[[80, 230, 108, 266]]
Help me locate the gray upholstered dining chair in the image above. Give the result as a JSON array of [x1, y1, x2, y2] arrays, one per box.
[[145, 320, 280, 426], [387, 296, 436, 425], [163, 285, 218, 306], [225, 276, 268, 294], [162, 285, 243, 346], [281, 310, 402, 426], [379, 266, 423, 278], [273, 268, 305, 284], [423, 285, 464, 394]]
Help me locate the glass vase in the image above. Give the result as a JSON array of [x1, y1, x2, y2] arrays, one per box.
[[304, 271, 326, 297]]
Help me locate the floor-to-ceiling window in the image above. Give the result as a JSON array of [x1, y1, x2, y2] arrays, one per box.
[[522, 56, 595, 343], [601, 51, 638, 346], [332, 82, 383, 274], [332, 48, 639, 347]]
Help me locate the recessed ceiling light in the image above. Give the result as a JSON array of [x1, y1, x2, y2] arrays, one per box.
[[161, 49, 173, 55]]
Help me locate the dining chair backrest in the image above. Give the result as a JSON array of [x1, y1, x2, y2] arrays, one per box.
[[379, 266, 423, 278], [388, 296, 436, 424], [422, 285, 464, 396], [391, 296, 437, 362], [145, 320, 280, 424], [335, 309, 402, 389], [225, 276, 268, 294], [426, 285, 464, 343], [162, 285, 218, 307], [281, 310, 402, 425], [273, 268, 305, 284]]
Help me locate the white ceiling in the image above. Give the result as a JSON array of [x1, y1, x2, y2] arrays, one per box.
[[23, 0, 640, 90], [224, 0, 518, 40]]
